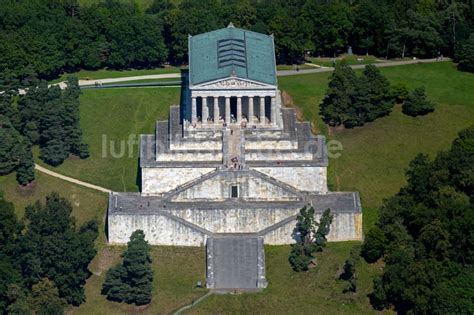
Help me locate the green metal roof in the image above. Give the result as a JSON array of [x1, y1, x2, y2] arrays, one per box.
[[189, 24, 277, 86]]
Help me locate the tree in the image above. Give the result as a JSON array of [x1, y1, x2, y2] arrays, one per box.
[[367, 126, 474, 313], [340, 246, 361, 293], [29, 278, 66, 314], [456, 33, 474, 72], [289, 207, 333, 271], [402, 86, 435, 116], [389, 83, 409, 103], [14, 193, 98, 305], [0, 193, 21, 256], [321, 63, 395, 128], [0, 116, 35, 185], [361, 226, 387, 263], [102, 230, 153, 305], [362, 65, 394, 121], [320, 62, 357, 126]]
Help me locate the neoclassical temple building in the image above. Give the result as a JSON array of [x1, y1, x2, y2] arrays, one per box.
[[108, 24, 362, 290]]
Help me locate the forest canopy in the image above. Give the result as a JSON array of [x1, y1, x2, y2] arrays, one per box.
[[0, 0, 473, 85]]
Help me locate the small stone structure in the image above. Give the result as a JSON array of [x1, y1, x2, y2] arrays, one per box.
[[108, 24, 362, 290]]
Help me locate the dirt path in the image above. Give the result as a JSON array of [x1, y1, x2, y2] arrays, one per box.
[[35, 164, 111, 194]]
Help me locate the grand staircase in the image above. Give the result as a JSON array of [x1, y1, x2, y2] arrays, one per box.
[[206, 235, 267, 291]]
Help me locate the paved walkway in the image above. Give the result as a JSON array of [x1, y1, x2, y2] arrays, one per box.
[[35, 164, 111, 193], [277, 58, 448, 76], [44, 58, 449, 91]]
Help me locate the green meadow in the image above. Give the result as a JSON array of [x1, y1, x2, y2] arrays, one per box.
[[2, 61, 472, 314]]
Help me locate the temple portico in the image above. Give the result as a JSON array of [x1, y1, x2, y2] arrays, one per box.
[[190, 91, 278, 126]]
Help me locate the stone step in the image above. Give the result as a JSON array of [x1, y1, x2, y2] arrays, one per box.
[[206, 236, 267, 290]]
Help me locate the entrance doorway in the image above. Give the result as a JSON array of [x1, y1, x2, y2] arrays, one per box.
[[230, 97, 237, 122]]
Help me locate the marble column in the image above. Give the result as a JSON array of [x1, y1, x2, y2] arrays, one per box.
[[259, 96, 265, 124], [271, 96, 276, 124], [202, 97, 208, 124], [237, 96, 242, 124], [225, 96, 231, 125], [191, 96, 197, 124], [248, 96, 254, 123], [213, 97, 219, 124]]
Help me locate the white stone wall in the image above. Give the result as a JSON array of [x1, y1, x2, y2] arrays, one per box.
[[170, 140, 222, 150], [172, 173, 301, 201], [156, 151, 222, 162], [108, 214, 208, 246], [169, 208, 299, 233], [142, 167, 215, 195], [245, 140, 297, 150], [252, 167, 328, 193], [245, 151, 312, 161], [108, 210, 362, 245], [263, 212, 363, 244]]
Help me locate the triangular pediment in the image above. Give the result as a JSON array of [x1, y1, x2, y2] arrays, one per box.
[[167, 170, 302, 202], [192, 77, 275, 90]]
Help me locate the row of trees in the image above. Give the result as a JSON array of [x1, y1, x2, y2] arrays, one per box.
[[0, 192, 99, 314], [320, 63, 435, 128], [1, 0, 473, 85], [361, 126, 474, 313], [0, 77, 88, 185], [320, 64, 395, 128]]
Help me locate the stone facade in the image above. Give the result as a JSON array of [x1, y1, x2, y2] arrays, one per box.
[[107, 25, 363, 290]]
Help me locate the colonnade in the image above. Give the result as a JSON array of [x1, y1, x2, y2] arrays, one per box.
[[190, 95, 277, 126]]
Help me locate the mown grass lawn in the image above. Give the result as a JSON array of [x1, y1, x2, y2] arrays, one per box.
[[35, 87, 180, 192], [6, 61, 469, 314], [51, 67, 181, 83], [189, 242, 381, 315], [279, 62, 474, 229], [0, 172, 207, 314], [72, 246, 207, 315], [307, 54, 382, 67], [0, 171, 107, 224]]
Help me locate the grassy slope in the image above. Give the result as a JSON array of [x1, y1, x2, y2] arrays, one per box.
[[73, 246, 207, 315], [51, 67, 181, 84], [5, 61, 471, 314], [0, 171, 107, 224], [36, 87, 180, 192], [190, 243, 381, 315], [279, 62, 474, 229]]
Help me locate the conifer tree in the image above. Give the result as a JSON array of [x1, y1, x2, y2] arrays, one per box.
[[456, 33, 474, 73], [362, 65, 393, 120], [102, 230, 153, 305], [14, 193, 98, 305], [402, 86, 435, 116], [0, 116, 35, 185], [320, 62, 357, 126]]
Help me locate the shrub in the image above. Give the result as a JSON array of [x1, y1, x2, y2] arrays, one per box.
[[361, 226, 387, 263], [402, 87, 434, 117]]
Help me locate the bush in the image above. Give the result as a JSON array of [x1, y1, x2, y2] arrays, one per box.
[[402, 87, 435, 117], [361, 226, 387, 263], [340, 246, 361, 293], [389, 83, 409, 103]]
